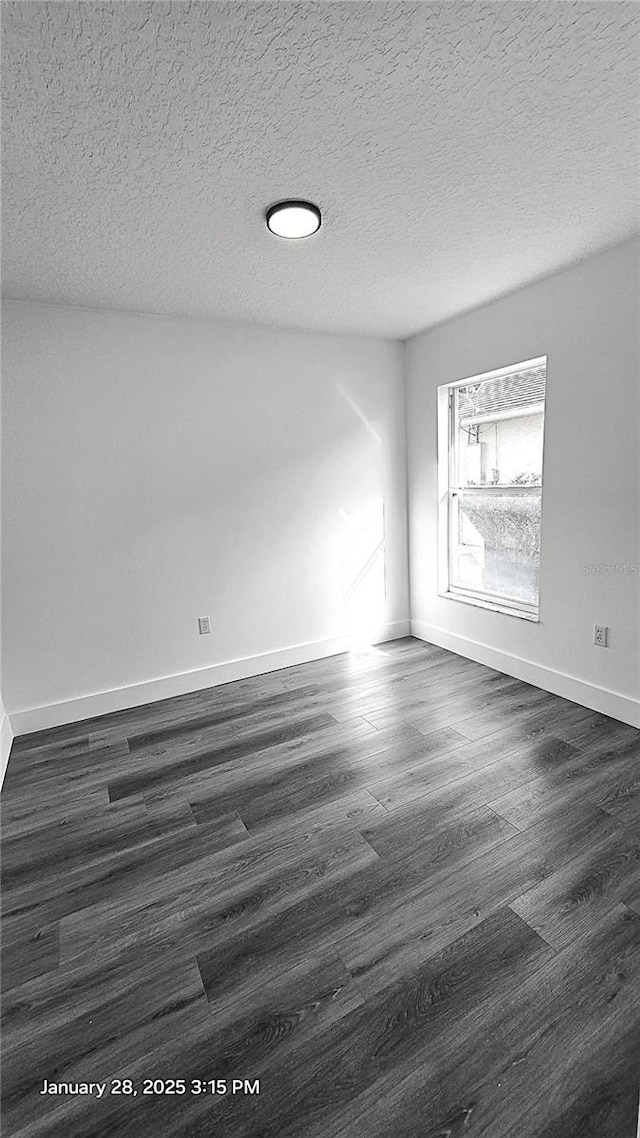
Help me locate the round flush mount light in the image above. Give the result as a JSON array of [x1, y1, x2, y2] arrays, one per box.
[[265, 199, 322, 239]]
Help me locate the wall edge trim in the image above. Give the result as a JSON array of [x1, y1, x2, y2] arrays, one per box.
[[0, 713, 15, 790], [411, 619, 640, 728], [8, 621, 411, 737]]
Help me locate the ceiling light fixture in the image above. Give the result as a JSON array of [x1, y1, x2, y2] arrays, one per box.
[[265, 200, 322, 239]]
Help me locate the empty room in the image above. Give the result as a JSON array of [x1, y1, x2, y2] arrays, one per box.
[[1, 2, 639, 1136]]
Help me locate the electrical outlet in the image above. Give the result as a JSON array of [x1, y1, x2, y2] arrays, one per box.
[[594, 625, 608, 648], [198, 616, 211, 636]]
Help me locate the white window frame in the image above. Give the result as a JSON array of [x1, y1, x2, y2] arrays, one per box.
[[437, 356, 546, 622]]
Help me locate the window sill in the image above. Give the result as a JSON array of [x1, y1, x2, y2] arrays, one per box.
[[439, 590, 539, 622]]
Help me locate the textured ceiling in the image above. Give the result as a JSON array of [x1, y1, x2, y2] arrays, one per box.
[[2, 1, 639, 339]]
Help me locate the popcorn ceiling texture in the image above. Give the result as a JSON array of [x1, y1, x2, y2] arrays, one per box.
[[2, 1, 639, 338]]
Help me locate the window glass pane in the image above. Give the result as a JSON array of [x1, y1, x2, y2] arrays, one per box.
[[452, 490, 541, 605], [456, 410, 544, 487]]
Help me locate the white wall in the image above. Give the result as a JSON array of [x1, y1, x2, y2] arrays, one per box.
[[4, 240, 638, 737], [2, 302, 408, 731], [406, 238, 640, 726]]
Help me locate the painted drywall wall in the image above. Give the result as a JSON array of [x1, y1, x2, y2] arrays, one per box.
[[406, 237, 640, 723], [2, 302, 408, 725]]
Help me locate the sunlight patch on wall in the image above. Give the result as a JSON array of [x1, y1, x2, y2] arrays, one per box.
[[341, 499, 386, 646], [336, 382, 382, 443]]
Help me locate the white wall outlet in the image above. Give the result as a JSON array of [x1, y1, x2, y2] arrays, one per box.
[[593, 624, 608, 647], [198, 615, 211, 635]]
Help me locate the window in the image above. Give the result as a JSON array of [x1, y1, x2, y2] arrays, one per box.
[[438, 356, 546, 620]]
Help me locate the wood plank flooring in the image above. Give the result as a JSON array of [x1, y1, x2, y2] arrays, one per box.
[[1, 637, 639, 1137]]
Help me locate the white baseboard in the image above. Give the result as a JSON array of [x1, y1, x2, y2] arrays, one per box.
[[1, 712, 14, 789], [411, 620, 640, 728], [370, 620, 411, 645], [9, 621, 411, 738]]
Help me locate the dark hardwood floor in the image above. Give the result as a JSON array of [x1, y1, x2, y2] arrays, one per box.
[[1, 637, 639, 1137]]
